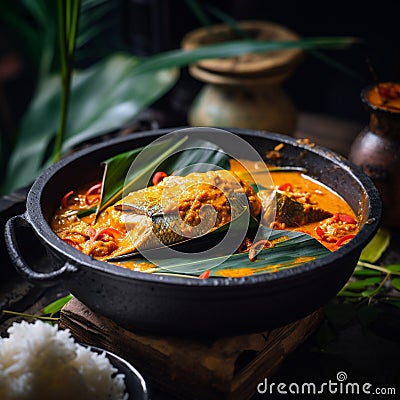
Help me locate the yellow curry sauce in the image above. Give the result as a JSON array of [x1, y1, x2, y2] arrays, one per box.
[[230, 159, 358, 252], [52, 160, 359, 275], [273, 173, 357, 249]]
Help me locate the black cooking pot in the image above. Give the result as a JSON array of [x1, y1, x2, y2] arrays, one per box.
[[5, 128, 381, 336]]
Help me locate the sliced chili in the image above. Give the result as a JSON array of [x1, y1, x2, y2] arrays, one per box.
[[61, 190, 74, 208], [315, 226, 325, 239], [335, 234, 355, 247], [337, 213, 356, 224], [93, 227, 122, 241], [85, 182, 102, 205], [87, 226, 97, 241], [199, 270, 211, 279], [63, 238, 82, 251], [152, 171, 168, 186], [331, 214, 340, 223], [325, 236, 338, 244], [278, 183, 293, 192], [315, 226, 338, 243]]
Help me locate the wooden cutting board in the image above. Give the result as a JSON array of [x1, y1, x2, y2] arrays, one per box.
[[60, 298, 323, 400]]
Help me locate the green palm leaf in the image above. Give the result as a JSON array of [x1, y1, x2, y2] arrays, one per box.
[[97, 135, 230, 216], [98, 136, 189, 216], [130, 37, 359, 76], [120, 229, 330, 277], [2, 54, 179, 194], [359, 227, 391, 263]]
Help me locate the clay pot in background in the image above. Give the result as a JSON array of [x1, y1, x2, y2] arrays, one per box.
[[181, 21, 303, 135], [349, 82, 400, 226]]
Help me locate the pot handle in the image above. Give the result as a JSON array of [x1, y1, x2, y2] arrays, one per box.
[[5, 214, 78, 286]]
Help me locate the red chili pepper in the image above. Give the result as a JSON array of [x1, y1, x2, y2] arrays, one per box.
[[337, 213, 356, 224], [63, 238, 82, 251], [87, 226, 97, 241], [330, 214, 339, 223], [278, 183, 293, 192], [199, 270, 211, 279], [335, 234, 355, 247], [61, 190, 74, 208], [315, 226, 325, 239], [325, 236, 338, 244], [152, 171, 168, 186], [93, 227, 122, 241], [85, 182, 102, 205]]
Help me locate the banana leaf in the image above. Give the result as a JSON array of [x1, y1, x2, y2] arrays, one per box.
[[359, 227, 391, 263], [96, 135, 230, 216], [130, 37, 359, 76], [97, 136, 189, 216], [108, 208, 259, 262], [119, 229, 330, 277], [3, 54, 179, 194]]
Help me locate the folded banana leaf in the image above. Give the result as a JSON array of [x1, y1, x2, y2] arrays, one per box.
[[116, 229, 330, 278]]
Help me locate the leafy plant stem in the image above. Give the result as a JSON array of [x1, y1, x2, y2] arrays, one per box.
[[204, 2, 250, 39], [2, 310, 59, 322], [185, 0, 213, 34], [367, 272, 391, 305], [53, 0, 81, 163], [339, 257, 400, 305], [357, 260, 400, 276]]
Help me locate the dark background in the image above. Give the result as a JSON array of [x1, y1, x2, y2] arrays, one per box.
[[1, 0, 399, 131], [122, 0, 400, 124]]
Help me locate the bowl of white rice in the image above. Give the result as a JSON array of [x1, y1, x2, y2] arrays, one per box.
[[0, 320, 149, 400]]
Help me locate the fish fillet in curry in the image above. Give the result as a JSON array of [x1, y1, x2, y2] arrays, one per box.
[[52, 170, 262, 260]]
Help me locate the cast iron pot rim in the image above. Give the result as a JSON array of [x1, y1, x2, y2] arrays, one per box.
[[26, 127, 381, 288]]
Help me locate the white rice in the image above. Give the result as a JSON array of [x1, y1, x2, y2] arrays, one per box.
[[0, 320, 128, 400]]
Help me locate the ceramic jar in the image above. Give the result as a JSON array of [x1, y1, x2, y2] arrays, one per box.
[[181, 21, 303, 135], [349, 82, 400, 226]]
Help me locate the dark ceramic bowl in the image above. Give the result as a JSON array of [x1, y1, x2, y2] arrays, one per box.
[[83, 345, 150, 400], [5, 128, 381, 336]]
